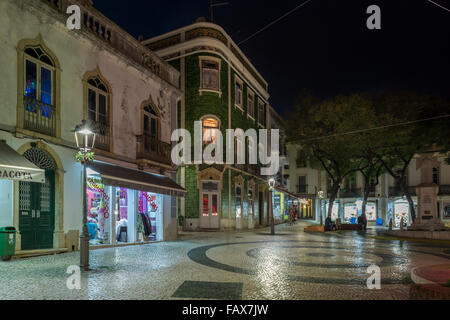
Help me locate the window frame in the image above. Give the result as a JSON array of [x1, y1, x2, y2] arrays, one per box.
[[257, 98, 265, 127], [17, 36, 62, 140], [247, 89, 255, 121], [199, 56, 222, 97], [86, 78, 110, 127], [201, 116, 221, 146], [82, 68, 113, 152], [24, 54, 55, 106], [143, 104, 160, 139], [234, 76, 244, 111]]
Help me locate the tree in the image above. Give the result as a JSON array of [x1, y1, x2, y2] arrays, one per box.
[[286, 93, 373, 220], [372, 93, 450, 222]]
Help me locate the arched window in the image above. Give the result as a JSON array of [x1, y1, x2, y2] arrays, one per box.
[[143, 104, 159, 139], [202, 117, 220, 145], [87, 77, 109, 127], [22, 45, 58, 137], [24, 46, 55, 105], [83, 70, 112, 151]]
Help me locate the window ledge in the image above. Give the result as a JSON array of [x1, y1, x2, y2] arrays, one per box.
[[234, 104, 244, 112], [199, 88, 222, 98], [247, 114, 255, 122]]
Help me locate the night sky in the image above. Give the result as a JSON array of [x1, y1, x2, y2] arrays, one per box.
[[93, 0, 450, 117]]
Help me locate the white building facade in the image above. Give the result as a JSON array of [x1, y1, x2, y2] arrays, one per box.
[[285, 144, 450, 228], [0, 0, 184, 254]]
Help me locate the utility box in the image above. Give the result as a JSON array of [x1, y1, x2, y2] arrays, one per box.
[[0, 227, 16, 261]]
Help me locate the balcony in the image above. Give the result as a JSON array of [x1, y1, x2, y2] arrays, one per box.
[[23, 96, 57, 137], [439, 185, 450, 195], [92, 122, 110, 152], [340, 188, 362, 198], [43, 0, 179, 88], [388, 186, 417, 197], [136, 135, 172, 166]]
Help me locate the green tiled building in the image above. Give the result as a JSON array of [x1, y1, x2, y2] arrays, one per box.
[[143, 21, 279, 230]]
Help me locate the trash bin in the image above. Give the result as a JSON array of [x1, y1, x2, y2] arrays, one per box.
[[0, 227, 16, 261]]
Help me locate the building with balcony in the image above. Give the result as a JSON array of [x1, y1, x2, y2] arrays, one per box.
[[142, 20, 287, 230], [285, 143, 450, 227], [0, 0, 185, 255]]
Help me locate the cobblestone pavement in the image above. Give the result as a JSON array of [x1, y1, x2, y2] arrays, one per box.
[[1, 223, 450, 300]]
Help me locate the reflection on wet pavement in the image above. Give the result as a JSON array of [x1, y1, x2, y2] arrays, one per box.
[[1, 223, 449, 300]]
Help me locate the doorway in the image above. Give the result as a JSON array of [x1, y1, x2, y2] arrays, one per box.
[[199, 181, 220, 229], [19, 170, 55, 250], [18, 147, 56, 251]]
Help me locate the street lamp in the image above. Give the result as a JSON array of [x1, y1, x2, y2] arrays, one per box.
[[73, 120, 96, 271], [317, 190, 325, 226], [268, 178, 276, 235]]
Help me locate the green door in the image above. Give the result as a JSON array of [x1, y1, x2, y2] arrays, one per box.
[[19, 170, 55, 250]]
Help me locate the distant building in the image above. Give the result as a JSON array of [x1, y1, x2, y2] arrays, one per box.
[[285, 144, 450, 227]]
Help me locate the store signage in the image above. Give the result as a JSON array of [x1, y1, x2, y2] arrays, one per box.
[[0, 167, 45, 183]]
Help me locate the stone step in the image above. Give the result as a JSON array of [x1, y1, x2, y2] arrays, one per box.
[[13, 248, 70, 259]]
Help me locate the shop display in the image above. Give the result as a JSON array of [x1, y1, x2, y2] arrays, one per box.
[[394, 201, 410, 228], [86, 175, 164, 246], [344, 203, 357, 223]]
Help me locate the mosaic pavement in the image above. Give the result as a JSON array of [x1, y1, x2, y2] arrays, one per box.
[[1, 223, 450, 300]]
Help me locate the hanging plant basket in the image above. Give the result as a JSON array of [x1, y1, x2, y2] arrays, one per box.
[[75, 151, 95, 164]]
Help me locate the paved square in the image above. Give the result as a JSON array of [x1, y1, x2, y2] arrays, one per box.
[[172, 281, 243, 300], [1, 222, 450, 300]]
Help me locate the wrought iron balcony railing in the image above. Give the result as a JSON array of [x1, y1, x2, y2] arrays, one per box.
[[136, 135, 172, 166], [389, 186, 418, 197], [92, 122, 110, 152], [439, 185, 450, 195], [24, 96, 57, 137]]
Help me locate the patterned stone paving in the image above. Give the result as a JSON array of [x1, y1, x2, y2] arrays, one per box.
[[1, 223, 450, 300]]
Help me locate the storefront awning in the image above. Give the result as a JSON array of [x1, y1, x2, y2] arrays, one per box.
[[0, 141, 45, 183], [88, 161, 186, 197]]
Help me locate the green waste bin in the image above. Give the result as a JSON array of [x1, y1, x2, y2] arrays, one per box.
[[0, 227, 16, 261]]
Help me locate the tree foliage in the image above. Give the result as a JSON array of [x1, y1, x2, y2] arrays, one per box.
[[287, 91, 450, 223]]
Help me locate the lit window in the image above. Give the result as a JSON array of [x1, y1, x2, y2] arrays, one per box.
[[203, 117, 220, 145], [24, 46, 55, 107]]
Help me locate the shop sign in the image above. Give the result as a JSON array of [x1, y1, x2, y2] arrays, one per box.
[[0, 167, 45, 183]]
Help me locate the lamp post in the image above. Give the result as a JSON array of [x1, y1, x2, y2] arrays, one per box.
[[268, 178, 276, 235], [317, 190, 325, 226], [73, 120, 96, 271]]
